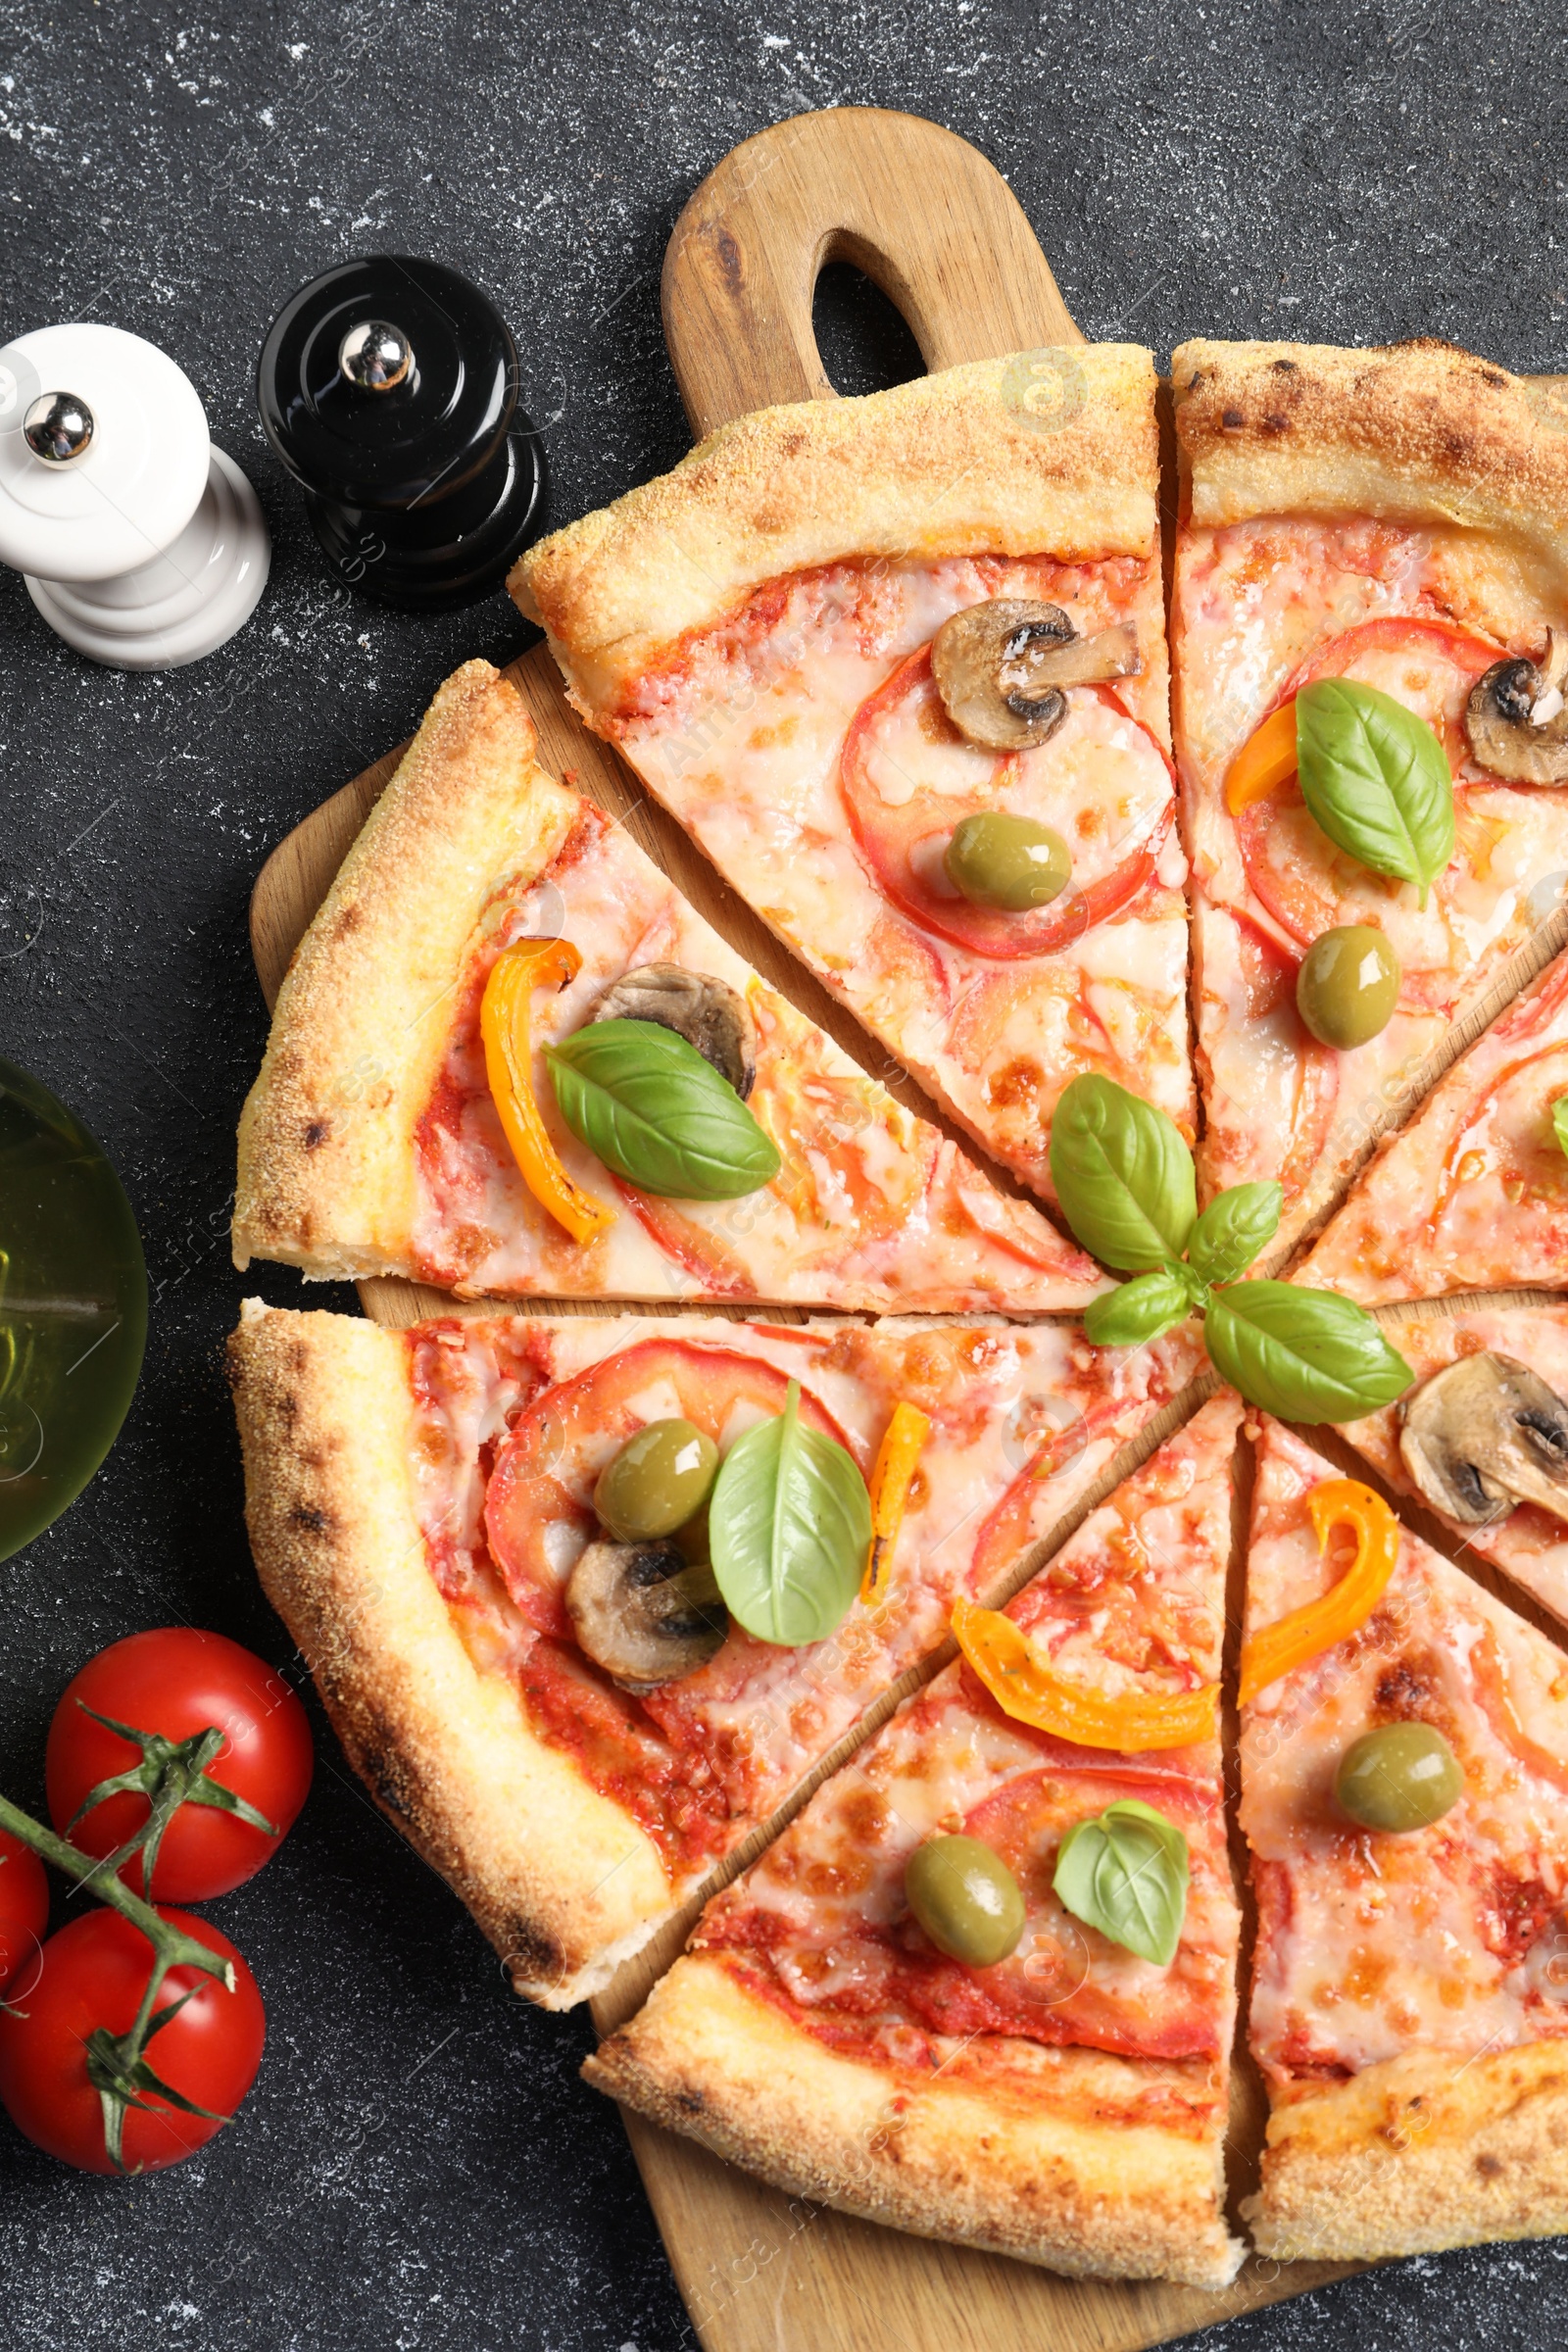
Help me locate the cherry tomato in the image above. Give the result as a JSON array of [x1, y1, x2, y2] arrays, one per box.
[[0, 1905, 264, 2174], [0, 1829, 49, 1994], [46, 1629, 313, 1900]]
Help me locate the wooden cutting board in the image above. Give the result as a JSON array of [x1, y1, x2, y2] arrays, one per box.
[[248, 104, 1360, 2352]]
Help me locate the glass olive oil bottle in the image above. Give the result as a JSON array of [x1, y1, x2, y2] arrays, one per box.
[[0, 1058, 146, 1560]]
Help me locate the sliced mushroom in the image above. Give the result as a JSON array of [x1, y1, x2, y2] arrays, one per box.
[[1464, 629, 1568, 783], [592, 963, 756, 1098], [930, 600, 1141, 752], [1398, 1352, 1568, 1527], [565, 1538, 729, 1690]]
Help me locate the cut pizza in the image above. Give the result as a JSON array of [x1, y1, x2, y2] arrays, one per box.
[[233, 660, 1102, 1313], [585, 1393, 1245, 2287], [1241, 1411, 1568, 2261], [1172, 338, 1568, 1256], [228, 1298, 1202, 2007], [1336, 1302, 1568, 1635], [1296, 939, 1568, 1303], [512, 349, 1195, 1204]]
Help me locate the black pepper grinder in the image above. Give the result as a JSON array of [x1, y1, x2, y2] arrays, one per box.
[[256, 256, 546, 610]]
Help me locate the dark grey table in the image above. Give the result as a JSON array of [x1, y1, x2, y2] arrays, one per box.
[[1, 5, 1563, 2346]]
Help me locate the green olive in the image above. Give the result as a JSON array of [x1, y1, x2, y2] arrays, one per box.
[[594, 1419, 718, 1544], [1296, 925, 1401, 1050], [944, 812, 1071, 911], [1334, 1722, 1464, 1833], [904, 1835, 1026, 1965]]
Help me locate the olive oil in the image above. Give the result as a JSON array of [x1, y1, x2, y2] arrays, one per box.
[[0, 1059, 146, 1560]]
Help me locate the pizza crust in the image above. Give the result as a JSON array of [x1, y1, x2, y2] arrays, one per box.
[[1174, 337, 1568, 601], [233, 660, 573, 1281], [1249, 2041, 1568, 2261], [226, 1298, 671, 2007], [512, 347, 1159, 710], [586, 1953, 1244, 2289]]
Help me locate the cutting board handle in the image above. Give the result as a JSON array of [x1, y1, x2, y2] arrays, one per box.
[[662, 105, 1084, 439]]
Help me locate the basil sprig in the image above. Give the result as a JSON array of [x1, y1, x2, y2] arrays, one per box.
[[1055, 1074, 1412, 1422], [709, 1380, 871, 1646], [1048, 1072, 1197, 1270], [1295, 680, 1454, 909], [1554, 1095, 1568, 1161], [1053, 1798, 1189, 1967], [1203, 1281, 1412, 1422], [546, 1018, 782, 1200]]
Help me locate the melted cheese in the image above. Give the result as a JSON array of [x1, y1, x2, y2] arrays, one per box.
[[410, 803, 1100, 1310], [1243, 1417, 1568, 2083], [697, 1395, 1241, 2070], [1175, 515, 1568, 1230], [408, 1312, 1203, 1893], [610, 554, 1192, 1199]]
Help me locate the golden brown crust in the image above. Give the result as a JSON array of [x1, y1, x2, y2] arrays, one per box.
[[232, 661, 573, 1281], [1174, 337, 1568, 598], [226, 1298, 670, 2006], [586, 1954, 1243, 2289], [1249, 2042, 1568, 2261], [512, 348, 1159, 709]]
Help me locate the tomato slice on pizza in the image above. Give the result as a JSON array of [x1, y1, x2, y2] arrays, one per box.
[[1242, 1414, 1568, 2262], [1173, 339, 1568, 1255], [1298, 940, 1568, 1303], [585, 1394, 1245, 2287], [514, 351, 1195, 1205], [228, 1299, 1202, 2007], [233, 660, 1103, 1312]]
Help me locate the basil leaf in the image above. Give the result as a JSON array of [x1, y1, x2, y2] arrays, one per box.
[[1186, 1181, 1282, 1287], [1203, 1280, 1412, 1422], [1555, 1095, 1568, 1161], [546, 1018, 782, 1200], [709, 1380, 871, 1646], [1049, 1075, 1198, 1272], [1053, 1798, 1189, 1967], [1083, 1268, 1194, 1348], [1296, 679, 1454, 908]]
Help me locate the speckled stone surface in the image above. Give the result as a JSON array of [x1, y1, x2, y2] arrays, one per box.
[[1, 5, 1566, 2346]]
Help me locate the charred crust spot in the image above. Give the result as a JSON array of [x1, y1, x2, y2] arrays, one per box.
[[289, 1503, 332, 1535], [1373, 1658, 1434, 1716], [500, 1920, 564, 1984], [1184, 369, 1206, 390], [1476, 2151, 1505, 2179], [1271, 358, 1298, 374], [1221, 408, 1245, 429], [676, 2087, 707, 2115], [1261, 414, 1289, 434], [304, 1120, 330, 1150], [1479, 368, 1507, 390], [358, 1746, 411, 1819]]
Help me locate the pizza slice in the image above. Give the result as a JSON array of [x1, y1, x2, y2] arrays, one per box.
[[585, 1394, 1245, 2287], [1172, 338, 1568, 1256], [1241, 1412, 1568, 2261], [1296, 939, 1568, 1302], [233, 660, 1102, 1313], [513, 349, 1195, 1206], [1335, 1303, 1568, 1633], [228, 1298, 1202, 2007]]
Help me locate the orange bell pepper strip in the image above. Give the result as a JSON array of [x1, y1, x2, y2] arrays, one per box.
[[859, 1402, 931, 1606], [480, 939, 616, 1248], [951, 1599, 1218, 1751], [1225, 700, 1298, 813], [1238, 1478, 1399, 1706]]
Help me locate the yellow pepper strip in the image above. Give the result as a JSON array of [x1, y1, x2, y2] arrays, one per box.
[[1238, 1478, 1400, 1707], [859, 1402, 931, 1606], [480, 939, 616, 1248], [951, 1599, 1219, 1751], [1225, 700, 1299, 813]]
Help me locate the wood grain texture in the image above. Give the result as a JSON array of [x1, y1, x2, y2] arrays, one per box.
[[241, 102, 1383, 2352], [662, 104, 1082, 437]]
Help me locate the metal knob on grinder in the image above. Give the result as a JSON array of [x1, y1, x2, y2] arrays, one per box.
[[256, 257, 546, 610]]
